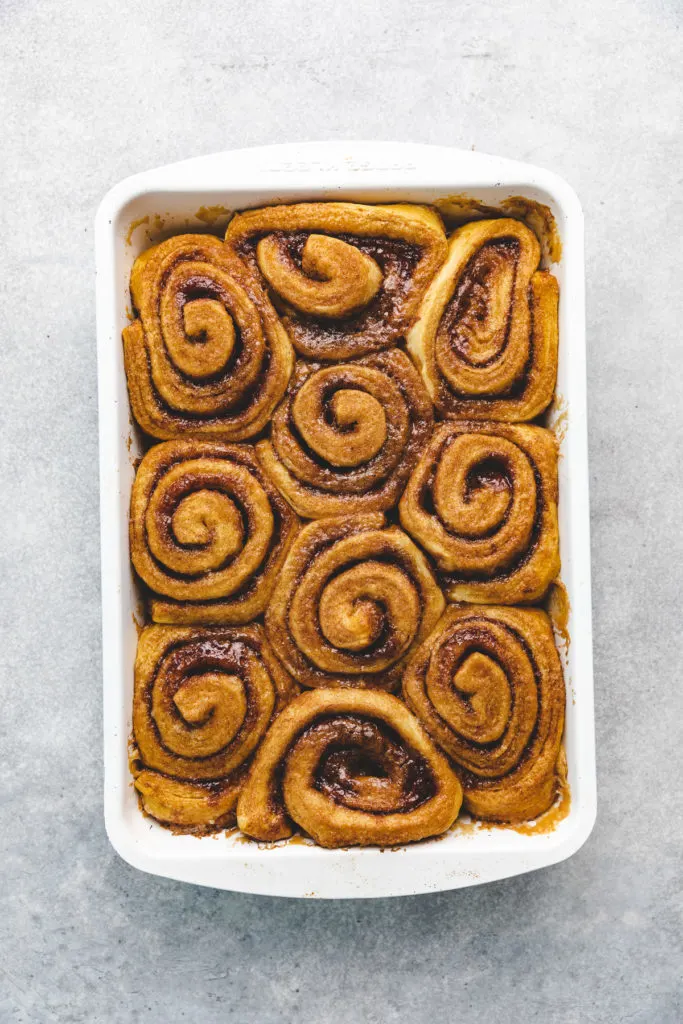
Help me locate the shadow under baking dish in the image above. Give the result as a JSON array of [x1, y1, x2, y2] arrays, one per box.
[[96, 140, 596, 898]]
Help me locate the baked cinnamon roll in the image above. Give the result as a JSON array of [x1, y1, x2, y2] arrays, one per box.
[[256, 349, 433, 518], [265, 514, 445, 689], [406, 218, 558, 421], [123, 234, 293, 439], [225, 202, 447, 360], [130, 440, 299, 623], [399, 421, 559, 603], [237, 689, 462, 846], [403, 606, 565, 821], [132, 624, 297, 831]]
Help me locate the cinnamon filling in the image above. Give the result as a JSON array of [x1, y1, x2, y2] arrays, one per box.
[[309, 715, 436, 811]]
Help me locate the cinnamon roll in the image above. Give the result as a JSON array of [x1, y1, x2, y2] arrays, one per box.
[[132, 623, 297, 831], [403, 606, 565, 822], [265, 514, 446, 689], [399, 421, 559, 604], [256, 349, 434, 518], [406, 218, 559, 421], [237, 689, 462, 846], [123, 234, 293, 440], [225, 203, 447, 360], [130, 440, 299, 624]]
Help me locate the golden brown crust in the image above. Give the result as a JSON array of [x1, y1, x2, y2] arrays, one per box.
[[256, 349, 434, 518], [130, 439, 299, 624], [226, 202, 447, 360], [403, 606, 565, 821], [265, 514, 446, 689], [123, 234, 294, 440], [406, 219, 558, 421], [124, 202, 569, 848], [236, 689, 462, 847], [399, 421, 560, 604], [132, 624, 297, 830]]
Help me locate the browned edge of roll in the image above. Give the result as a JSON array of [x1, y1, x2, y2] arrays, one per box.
[[256, 348, 434, 518], [123, 233, 294, 440], [237, 688, 462, 847], [132, 623, 297, 832], [129, 439, 300, 624], [402, 605, 565, 822], [265, 513, 446, 689], [405, 218, 558, 421], [399, 420, 560, 604], [225, 202, 447, 360]]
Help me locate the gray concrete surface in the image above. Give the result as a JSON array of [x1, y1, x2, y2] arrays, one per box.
[[1, 0, 682, 1021]]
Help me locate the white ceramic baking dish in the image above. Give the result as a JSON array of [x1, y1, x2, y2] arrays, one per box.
[[96, 140, 596, 898]]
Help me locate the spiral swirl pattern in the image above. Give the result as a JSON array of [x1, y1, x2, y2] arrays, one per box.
[[399, 421, 559, 604], [132, 624, 297, 830], [236, 689, 462, 846], [130, 440, 300, 624], [256, 349, 434, 518], [225, 202, 447, 360], [406, 218, 559, 421], [122, 234, 294, 440], [265, 514, 445, 689], [403, 606, 565, 822]]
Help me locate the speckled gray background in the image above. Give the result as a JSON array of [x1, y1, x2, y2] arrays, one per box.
[[1, 0, 682, 1021]]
